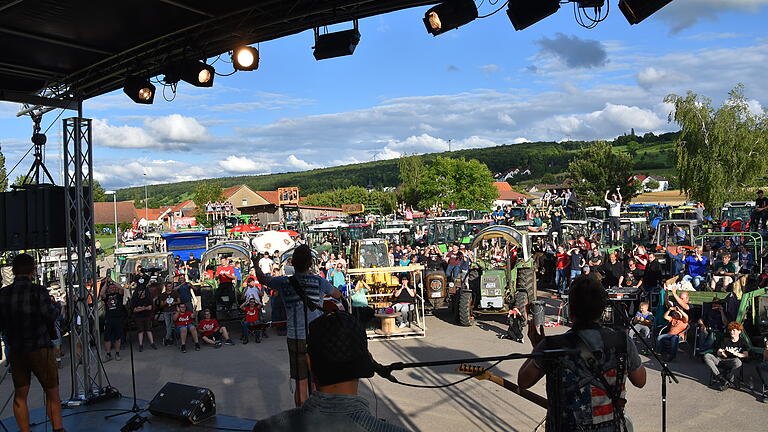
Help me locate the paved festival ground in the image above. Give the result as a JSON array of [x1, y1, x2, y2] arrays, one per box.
[[2, 299, 764, 432]]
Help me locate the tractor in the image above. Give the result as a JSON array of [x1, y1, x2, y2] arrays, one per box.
[[452, 225, 537, 327]]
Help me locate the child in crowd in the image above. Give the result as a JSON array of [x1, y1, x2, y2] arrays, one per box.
[[632, 301, 654, 350], [240, 297, 263, 343]]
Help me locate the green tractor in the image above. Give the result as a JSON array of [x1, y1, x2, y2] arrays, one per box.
[[454, 225, 537, 326]]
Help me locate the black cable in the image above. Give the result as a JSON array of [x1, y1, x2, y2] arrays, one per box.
[[477, 0, 509, 19], [0, 144, 34, 186], [387, 360, 503, 389], [42, 108, 65, 135]]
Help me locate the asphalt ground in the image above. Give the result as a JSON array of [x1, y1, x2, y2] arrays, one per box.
[[1, 295, 765, 432]]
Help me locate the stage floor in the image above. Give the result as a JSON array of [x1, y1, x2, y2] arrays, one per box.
[[1, 396, 256, 432]]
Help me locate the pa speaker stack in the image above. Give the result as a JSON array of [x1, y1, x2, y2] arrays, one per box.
[[0, 185, 67, 251], [149, 382, 216, 424]]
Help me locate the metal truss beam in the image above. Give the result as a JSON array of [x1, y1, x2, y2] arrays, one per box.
[[62, 115, 104, 403]]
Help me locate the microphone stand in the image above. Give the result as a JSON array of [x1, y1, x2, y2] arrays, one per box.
[[615, 304, 678, 432], [375, 349, 578, 383]]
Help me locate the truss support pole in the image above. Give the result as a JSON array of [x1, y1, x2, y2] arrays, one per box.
[[62, 114, 104, 404]]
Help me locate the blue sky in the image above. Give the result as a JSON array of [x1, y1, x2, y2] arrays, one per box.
[[1, 0, 767, 190]]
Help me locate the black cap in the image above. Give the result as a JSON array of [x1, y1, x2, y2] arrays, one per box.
[[307, 312, 374, 386]]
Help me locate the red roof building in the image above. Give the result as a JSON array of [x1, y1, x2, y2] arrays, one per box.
[[494, 182, 532, 201]]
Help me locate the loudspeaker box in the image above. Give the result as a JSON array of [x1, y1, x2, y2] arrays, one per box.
[[148, 382, 216, 424]]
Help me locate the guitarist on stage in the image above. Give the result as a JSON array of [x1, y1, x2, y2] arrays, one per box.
[[518, 276, 647, 432]]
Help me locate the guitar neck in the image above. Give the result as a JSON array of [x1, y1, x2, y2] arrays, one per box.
[[486, 375, 548, 409]]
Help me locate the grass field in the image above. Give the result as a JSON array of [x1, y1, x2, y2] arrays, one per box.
[[96, 234, 116, 256]]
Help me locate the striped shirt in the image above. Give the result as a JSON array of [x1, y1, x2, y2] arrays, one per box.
[[0, 276, 59, 353], [263, 273, 335, 340]]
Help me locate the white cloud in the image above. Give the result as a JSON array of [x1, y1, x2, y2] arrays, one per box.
[[286, 155, 320, 170], [94, 159, 209, 188], [480, 64, 499, 74], [145, 114, 208, 142], [636, 67, 688, 89], [217, 155, 268, 174], [93, 119, 160, 149]]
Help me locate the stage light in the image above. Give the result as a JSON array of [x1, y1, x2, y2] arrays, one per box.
[[619, 0, 674, 25], [423, 0, 478, 36], [313, 26, 361, 60], [123, 76, 155, 104], [232, 46, 259, 71], [180, 61, 215, 87], [506, 0, 560, 31], [577, 0, 605, 8]]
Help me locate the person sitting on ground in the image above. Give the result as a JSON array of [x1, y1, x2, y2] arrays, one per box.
[[709, 253, 737, 292], [252, 312, 411, 432], [198, 309, 234, 348], [241, 297, 263, 343], [656, 305, 688, 362], [682, 246, 708, 290], [704, 321, 750, 391], [392, 276, 416, 329], [631, 301, 654, 347], [173, 303, 200, 353]]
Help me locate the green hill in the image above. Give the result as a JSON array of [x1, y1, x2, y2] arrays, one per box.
[[117, 132, 679, 206]]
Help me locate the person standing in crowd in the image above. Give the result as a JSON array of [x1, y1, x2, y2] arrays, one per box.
[[100, 279, 127, 361], [518, 276, 646, 432], [604, 188, 623, 244], [175, 274, 194, 314], [555, 245, 570, 295], [255, 244, 342, 407], [753, 189, 768, 231], [601, 252, 624, 289], [327, 262, 347, 291], [0, 254, 66, 432], [259, 252, 274, 275], [186, 253, 200, 282], [234, 261, 243, 290], [618, 259, 644, 291], [568, 246, 585, 283], [253, 312, 411, 432], [131, 282, 157, 352], [216, 257, 236, 294], [158, 282, 180, 346]]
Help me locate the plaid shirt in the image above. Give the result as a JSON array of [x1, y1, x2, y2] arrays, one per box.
[[0, 276, 59, 353]]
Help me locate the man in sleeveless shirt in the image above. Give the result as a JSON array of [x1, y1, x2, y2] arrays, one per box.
[[518, 276, 646, 432]]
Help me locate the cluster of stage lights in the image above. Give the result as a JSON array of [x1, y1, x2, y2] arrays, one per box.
[[124, 0, 673, 104], [123, 46, 259, 104]]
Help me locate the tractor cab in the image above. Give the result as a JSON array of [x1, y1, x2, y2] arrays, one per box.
[[376, 227, 413, 247]]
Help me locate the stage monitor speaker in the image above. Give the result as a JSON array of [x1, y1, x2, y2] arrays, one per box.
[[0, 185, 73, 251], [149, 382, 216, 424]]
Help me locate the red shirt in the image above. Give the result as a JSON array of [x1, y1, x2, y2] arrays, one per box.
[[556, 253, 570, 270], [216, 265, 235, 283], [175, 311, 193, 327], [198, 318, 219, 337], [633, 253, 648, 270], [243, 306, 260, 322]]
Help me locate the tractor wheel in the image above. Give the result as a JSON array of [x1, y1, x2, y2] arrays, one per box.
[[517, 267, 535, 299], [456, 290, 474, 327]]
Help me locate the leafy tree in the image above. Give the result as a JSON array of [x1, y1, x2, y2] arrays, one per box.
[[92, 180, 106, 202], [417, 157, 498, 210], [540, 173, 558, 185], [665, 84, 768, 211], [645, 179, 660, 191], [301, 186, 397, 214], [193, 182, 224, 224], [0, 149, 7, 191], [626, 140, 641, 158], [567, 141, 635, 206], [397, 154, 424, 207], [12, 174, 35, 187]]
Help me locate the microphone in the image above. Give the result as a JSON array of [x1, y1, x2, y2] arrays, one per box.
[[372, 359, 400, 384]]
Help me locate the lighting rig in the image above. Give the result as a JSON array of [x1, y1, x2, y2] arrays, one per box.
[[121, 0, 675, 104]]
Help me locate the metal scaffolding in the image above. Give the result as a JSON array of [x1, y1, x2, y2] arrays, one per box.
[[62, 115, 104, 403]]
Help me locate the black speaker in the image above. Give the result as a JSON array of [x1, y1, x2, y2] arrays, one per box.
[[149, 382, 216, 424], [0, 186, 69, 251]]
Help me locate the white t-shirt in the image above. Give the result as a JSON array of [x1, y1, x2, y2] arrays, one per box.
[[608, 200, 621, 217], [258, 257, 274, 274]]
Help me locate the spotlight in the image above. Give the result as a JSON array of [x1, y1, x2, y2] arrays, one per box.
[[313, 23, 361, 60], [423, 0, 478, 36], [232, 46, 259, 71], [180, 60, 215, 87], [123, 76, 155, 104], [619, 0, 674, 25], [506, 0, 560, 31]]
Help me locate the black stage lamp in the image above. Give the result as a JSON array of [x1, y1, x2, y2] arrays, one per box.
[[123, 76, 155, 104], [619, 0, 674, 25], [423, 0, 478, 36], [232, 46, 259, 71], [180, 60, 214, 87], [506, 0, 560, 31], [577, 0, 605, 8], [313, 26, 361, 60]]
